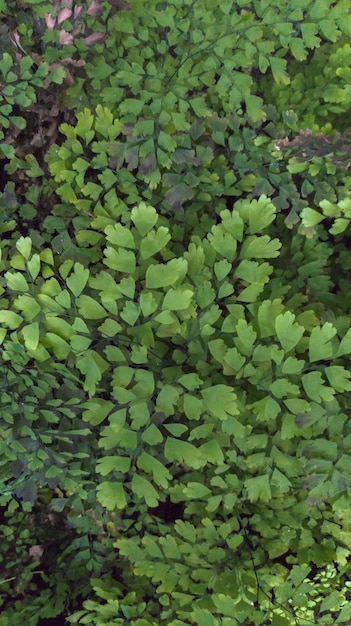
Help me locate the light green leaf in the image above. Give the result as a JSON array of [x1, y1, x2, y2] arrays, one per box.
[[137, 452, 171, 488], [97, 481, 127, 510], [309, 323, 336, 362], [337, 328, 351, 356], [96, 456, 130, 476], [141, 424, 163, 445], [258, 299, 285, 338], [302, 371, 335, 403], [139, 292, 158, 317], [0, 310, 23, 329], [76, 350, 105, 395], [164, 437, 202, 469], [162, 287, 193, 311], [22, 322, 39, 351], [325, 366, 351, 392], [66, 263, 89, 297], [269, 56, 290, 84], [234, 318, 256, 356], [301, 207, 325, 228], [105, 224, 135, 249], [44, 332, 71, 359], [199, 439, 224, 465], [82, 398, 114, 425], [131, 202, 158, 236], [201, 385, 239, 420], [26, 255, 40, 281], [103, 247, 136, 273], [131, 474, 159, 507], [140, 227, 171, 259], [146, 258, 188, 289], [15, 236, 32, 260], [5, 271, 29, 292], [236, 195, 276, 234], [245, 474, 271, 503], [183, 394, 203, 420], [76, 295, 108, 319], [156, 385, 180, 417], [275, 311, 304, 352], [45, 317, 74, 340], [240, 235, 281, 259]]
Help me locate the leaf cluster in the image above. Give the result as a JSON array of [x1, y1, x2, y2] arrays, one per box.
[[0, 0, 351, 625]]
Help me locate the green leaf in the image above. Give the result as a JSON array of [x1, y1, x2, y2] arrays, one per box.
[[162, 287, 193, 311], [76, 295, 108, 319], [44, 332, 71, 359], [302, 372, 335, 403], [164, 438, 202, 469], [269, 56, 290, 85], [96, 481, 127, 510], [309, 323, 336, 362], [156, 385, 180, 417], [190, 97, 211, 117], [15, 236, 32, 260], [137, 452, 171, 488], [141, 424, 163, 445], [201, 385, 239, 420], [240, 235, 281, 259], [0, 310, 23, 329], [139, 292, 158, 317], [131, 474, 159, 507], [146, 259, 188, 289], [325, 366, 351, 392], [76, 350, 105, 395], [22, 322, 39, 351], [236, 195, 276, 234], [140, 227, 171, 259], [82, 398, 114, 425], [337, 328, 351, 356], [105, 224, 135, 249], [75, 108, 94, 142], [183, 394, 203, 420], [275, 311, 304, 352], [104, 247, 136, 273], [5, 271, 29, 292], [96, 456, 130, 476], [245, 474, 271, 503], [131, 203, 158, 236], [66, 263, 89, 297], [258, 299, 285, 338], [301, 207, 325, 228]]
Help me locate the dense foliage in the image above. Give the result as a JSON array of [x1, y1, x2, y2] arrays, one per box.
[[0, 0, 351, 624]]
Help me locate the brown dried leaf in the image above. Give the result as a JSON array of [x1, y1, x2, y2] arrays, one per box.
[[83, 31, 107, 46], [64, 67, 75, 86], [12, 29, 26, 53], [59, 29, 74, 45], [57, 7, 72, 24], [45, 13, 57, 30], [72, 24, 82, 37], [87, 0, 104, 17], [73, 5, 84, 19], [28, 545, 44, 561]]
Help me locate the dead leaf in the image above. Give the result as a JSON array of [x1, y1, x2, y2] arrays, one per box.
[[11, 29, 26, 53], [83, 31, 107, 46], [74, 5, 84, 19], [45, 13, 56, 30], [87, 0, 104, 17], [59, 30, 74, 45], [57, 7, 72, 24]]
